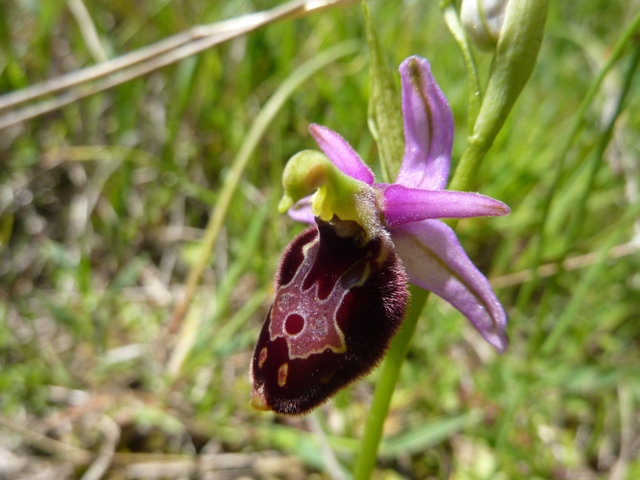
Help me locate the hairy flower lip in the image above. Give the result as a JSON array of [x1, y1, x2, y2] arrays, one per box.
[[250, 217, 409, 414], [284, 55, 510, 353]]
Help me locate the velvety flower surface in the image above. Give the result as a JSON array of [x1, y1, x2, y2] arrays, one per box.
[[250, 216, 409, 414], [288, 56, 510, 353]]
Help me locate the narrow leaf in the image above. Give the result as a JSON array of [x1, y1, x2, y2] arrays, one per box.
[[363, 1, 404, 183], [381, 410, 483, 456]]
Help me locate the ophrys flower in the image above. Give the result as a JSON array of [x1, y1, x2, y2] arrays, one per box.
[[250, 56, 510, 415]]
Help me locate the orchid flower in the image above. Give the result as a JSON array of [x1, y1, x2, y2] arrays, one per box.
[[288, 55, 509, 350], [250, 56, 509, 415]]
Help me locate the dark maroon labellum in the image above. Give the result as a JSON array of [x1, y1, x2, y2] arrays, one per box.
[[250, 217, 409, 415]]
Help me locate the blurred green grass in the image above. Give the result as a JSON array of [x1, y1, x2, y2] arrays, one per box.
[[1, 0, 640, 478]]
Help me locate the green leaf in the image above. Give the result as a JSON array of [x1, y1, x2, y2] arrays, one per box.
[[380, 410, 484, 456], [363, 2, 404, 183], [258, 423, 326, 470]]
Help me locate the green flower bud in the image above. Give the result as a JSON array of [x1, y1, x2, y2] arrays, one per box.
[[461, 0, 507, 51], [477, 0, 548, 137]]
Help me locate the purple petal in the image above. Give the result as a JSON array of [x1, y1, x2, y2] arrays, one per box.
[[382, 184, 510, 227], [390, 220, 508, 352], [396, 56, 454, 191], [287, 196, 315, 224], [309, 124, 375, 185]]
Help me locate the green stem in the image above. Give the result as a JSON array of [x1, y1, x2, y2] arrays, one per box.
[[449, 135, 491, 192], [353, 286, 429, 479]]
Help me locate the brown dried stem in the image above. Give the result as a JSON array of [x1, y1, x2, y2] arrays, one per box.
[[0, 0, 357, 131]]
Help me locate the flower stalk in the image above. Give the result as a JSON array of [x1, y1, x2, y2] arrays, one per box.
[[353, 285, 429, 479]]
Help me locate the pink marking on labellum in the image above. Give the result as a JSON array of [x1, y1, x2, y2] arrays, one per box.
[[249, 217, 409, 415], [268, 230, 349, 358]]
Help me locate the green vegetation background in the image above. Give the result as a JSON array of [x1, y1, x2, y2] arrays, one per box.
[[1, 0, 639, 478]]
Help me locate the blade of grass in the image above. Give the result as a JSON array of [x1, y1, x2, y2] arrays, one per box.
[[380, 410, 483, 456], [65, 0, 109, 63], [541, 200, 640, 354], [168, 196, 272, 377], [363, 1, 404, 183], [562, 37, 640, 253], [0, 0, 358, 130], [533, 34, 640, 355], [517, 10, 640, 312], [440, 0, 482, 133]]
